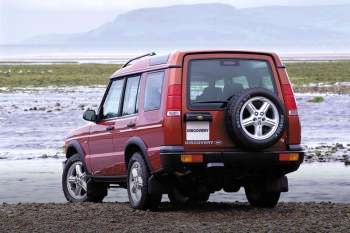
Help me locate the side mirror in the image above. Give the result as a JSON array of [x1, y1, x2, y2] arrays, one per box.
[[83, 109, 97, 122]]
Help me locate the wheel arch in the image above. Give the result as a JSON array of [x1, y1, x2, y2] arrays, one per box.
[[65, 140, 86, 159], [64, 140, 92, 175], [124, 137, 153, 173]]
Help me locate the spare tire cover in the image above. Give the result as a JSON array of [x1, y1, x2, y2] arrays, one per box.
[[225, 88, 287, 150]]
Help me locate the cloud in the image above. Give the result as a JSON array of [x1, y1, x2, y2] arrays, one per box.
[[4, 0, 349, 12]]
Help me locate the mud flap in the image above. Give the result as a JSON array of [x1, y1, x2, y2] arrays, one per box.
[[265, 175, 288, 192], [148, 175, 169, 195]]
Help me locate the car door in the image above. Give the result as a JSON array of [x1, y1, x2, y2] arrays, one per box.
[[87, 78, 125, 176], [113, 75, 141, 176]]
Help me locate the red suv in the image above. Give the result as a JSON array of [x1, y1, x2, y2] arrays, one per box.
[[62, 51, 304, 209]]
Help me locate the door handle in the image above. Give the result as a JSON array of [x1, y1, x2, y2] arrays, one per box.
[[127, 122, 136, 128], [106, 125, 114, 131]]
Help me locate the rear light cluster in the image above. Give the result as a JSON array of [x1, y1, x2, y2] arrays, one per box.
[[181, 154, 203, 163], [166, 84, 182, 117], [282, 84, 298, 116]]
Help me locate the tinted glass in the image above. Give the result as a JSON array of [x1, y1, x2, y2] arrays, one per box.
[[144, 72, 164, 111], [102, 79, 124, 118], [122, 76, 140, 115], [189, 59, 275, 109]]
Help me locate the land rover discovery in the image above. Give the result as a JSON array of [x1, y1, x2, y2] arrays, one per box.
[[62, 50, 304, 209]]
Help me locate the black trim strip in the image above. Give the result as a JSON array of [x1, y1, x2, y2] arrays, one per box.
[[160, 146, 184, 154], [288, 144, 305, 151], [89, 175, 127, 183]]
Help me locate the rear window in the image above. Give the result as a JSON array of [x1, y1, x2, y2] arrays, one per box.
[[188, 59, 276, 109], [144, 71, 164, 111]]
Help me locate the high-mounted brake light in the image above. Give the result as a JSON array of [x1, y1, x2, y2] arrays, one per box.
[[282, 84, 298, 116], [166, 84, 182, 116]]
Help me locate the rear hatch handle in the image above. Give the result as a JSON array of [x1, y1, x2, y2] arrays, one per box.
[[185, 112, 213, 122]]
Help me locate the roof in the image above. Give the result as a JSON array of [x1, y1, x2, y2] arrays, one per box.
[[111, 50, 281, 78]]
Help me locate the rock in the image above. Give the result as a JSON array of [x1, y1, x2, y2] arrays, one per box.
[[335, 143, 344, 149], [39, 154, 49, 159]]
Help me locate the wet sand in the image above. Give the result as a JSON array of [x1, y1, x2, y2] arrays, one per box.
[[1, 160, 350, 204]]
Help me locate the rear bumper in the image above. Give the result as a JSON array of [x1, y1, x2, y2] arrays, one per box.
[[159, 145, 304, 177]]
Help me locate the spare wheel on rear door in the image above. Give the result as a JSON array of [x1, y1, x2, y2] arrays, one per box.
[[225, 88, 286, 150]]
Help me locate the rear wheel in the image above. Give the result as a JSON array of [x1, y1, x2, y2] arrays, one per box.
[[245, 185, 280, 208], [127, 152, 162, 210], [62, 154, 107, 203]]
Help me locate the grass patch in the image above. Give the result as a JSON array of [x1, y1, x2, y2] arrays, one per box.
[[0, 64, 120, 87], [0, 61, 349, 88], [285, 61, 350, 86], [307, 96, 325, 103]]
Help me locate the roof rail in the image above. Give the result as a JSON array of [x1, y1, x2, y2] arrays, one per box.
[[122, 52, 156, 68]]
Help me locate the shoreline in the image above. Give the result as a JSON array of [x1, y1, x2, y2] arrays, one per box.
[[2, 52, 350, 64]]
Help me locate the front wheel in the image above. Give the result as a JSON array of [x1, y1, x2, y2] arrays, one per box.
[[127, 152, 162, 209], [245, 186, 280, 208], [62, 154, 107, 203]]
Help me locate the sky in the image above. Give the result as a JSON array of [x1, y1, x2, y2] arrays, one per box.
[[0, 0, 349, 44]]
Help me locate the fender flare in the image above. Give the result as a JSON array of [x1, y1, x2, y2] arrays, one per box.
[[124, 137, 153, 173], [65, 140, 90, 175]]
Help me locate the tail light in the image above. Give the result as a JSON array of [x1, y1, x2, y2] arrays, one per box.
[[282, 83, 298, 116], [166, 84, 181, 116], [181, 154, 203, 163]]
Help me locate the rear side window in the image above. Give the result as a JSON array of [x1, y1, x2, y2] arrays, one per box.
[[188, 59, 276, 109], [144, 72, 164, 111], [122, 76, 141, 115], [102, 79, 125, 119]]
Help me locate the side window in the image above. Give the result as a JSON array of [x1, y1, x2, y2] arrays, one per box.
[[102, 79, 125, 119], [144, 71, 164, 111], [122, 76, 141, 115]]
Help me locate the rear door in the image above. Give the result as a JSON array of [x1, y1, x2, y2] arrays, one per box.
[[182, 53, 284, 152], [113, 75, 141, 176]]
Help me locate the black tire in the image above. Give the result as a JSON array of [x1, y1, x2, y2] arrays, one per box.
[[127, 152, 162, 210], [62, 154, 107, 203], [245, 186, 280, 208], [225, 88, 286, 150]]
